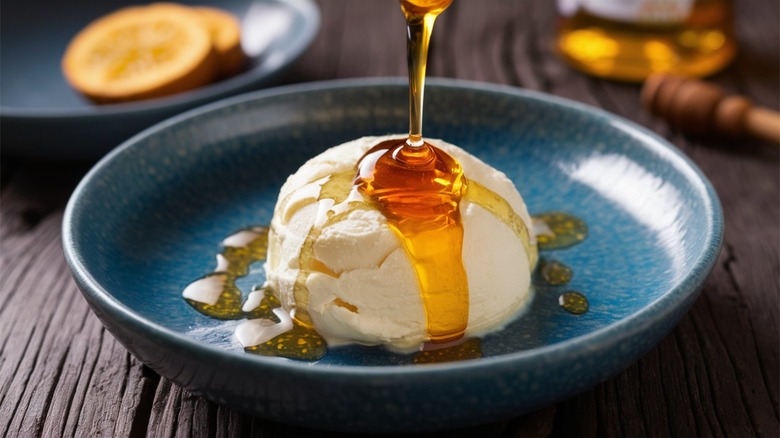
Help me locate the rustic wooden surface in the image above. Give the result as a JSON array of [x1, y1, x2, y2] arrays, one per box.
[[1, 0, 778, 436]]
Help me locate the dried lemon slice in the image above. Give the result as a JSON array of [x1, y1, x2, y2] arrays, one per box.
[[195, 6, 246, 78], [62, 3, 216, 103]]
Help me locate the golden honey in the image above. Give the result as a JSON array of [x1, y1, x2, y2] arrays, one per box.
[[399, 0, 453, 145], [557, 0, 736, 82], [353, 0, 473, 344], [355, 139, 469, 343]]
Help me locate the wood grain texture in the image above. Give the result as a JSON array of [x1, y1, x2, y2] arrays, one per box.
[[1, 0, 777, 436]]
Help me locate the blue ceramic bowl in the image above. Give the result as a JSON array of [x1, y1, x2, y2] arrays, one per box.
[[63, 78, 723, 433], [1, 0, 318, 160]]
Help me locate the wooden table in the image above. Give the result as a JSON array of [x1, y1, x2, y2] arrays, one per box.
[[2, 0, 778, 436]]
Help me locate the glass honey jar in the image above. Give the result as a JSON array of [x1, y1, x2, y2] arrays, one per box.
[[556, 0, 736, 82]]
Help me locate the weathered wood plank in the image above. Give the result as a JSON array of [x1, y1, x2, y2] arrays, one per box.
[[147, 379, 183, 438], [634, 348, 673, 437], [1, 215, 72, 437], [110, 357, 156, 437]]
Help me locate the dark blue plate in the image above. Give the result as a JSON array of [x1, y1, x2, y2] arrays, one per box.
[[63, 78, 723, 433], [1, 0, 318, 160]]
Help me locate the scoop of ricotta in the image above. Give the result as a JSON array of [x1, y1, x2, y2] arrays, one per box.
[[262, 135, 536, 352]]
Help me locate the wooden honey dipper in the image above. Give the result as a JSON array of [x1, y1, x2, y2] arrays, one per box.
[[642, 73, 780, 144]]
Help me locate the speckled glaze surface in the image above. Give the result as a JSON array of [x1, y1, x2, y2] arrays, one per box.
[[63, 78, 723, 433], [1, 0, 319, 160]]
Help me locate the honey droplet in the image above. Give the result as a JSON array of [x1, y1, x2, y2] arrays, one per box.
[[533, 212, 588, 250], [540, 259, 573, 285], [559, 291, 589, 315], [355, 138, 468, 344]]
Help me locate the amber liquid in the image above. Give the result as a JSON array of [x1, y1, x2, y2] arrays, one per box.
[[291, 137, 536, 345], [355, 139, 468, 343], [557, 0, 736, 82], [351, 0, 468, 344], [400, 0, 453, 145]]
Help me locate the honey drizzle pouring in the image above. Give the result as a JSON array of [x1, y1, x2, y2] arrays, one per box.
[[287, 152, 539, 332], [180, 0, 593, 362], [355, 0, 469, 344], [182, 0, 593, 362]]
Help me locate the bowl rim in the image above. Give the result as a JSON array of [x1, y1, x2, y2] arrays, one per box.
[[0, 0, 320, 119], [62, 76, 724, 377]]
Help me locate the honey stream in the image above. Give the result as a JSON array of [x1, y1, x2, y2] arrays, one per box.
[[351, 0, 471, 343], [355, 139, 469, 343], [399, 0, 452, 145], [182, 0, 588, 361]]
